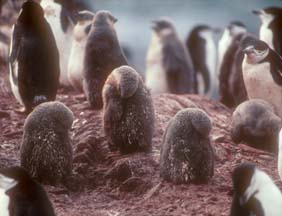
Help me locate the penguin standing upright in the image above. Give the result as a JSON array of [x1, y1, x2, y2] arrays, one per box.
[[253, 7, 282, 56], [230, 163, 282, 216], [218, 21, 247, 107], [68, 10, 94, 92], [9, 0, 60, 113], [83, 10, 128, 109], [186, 25, 218, 96], [0, 166, 56, 216], [40, 0, 75, 87], [146, 18, 195, 94], [242, 38, 282, 118]]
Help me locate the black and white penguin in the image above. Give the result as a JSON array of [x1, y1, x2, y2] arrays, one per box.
[[242, 38, 282, 118], [146, 17, 195, 94], [186, 25, 218, 96], [21, 101, 74, 185], [218, 21, 247, 107], [40, 0, 75, 87], [160, 108, 214, 184], [68, 10, 94, 92], [253, 7, 282, 56], [83, 10, 128, 109], [230, 163, 282, 216], [0, 166, 55, 216], [9, 0, 60, 113], [102, 65, 155, 154], [231, 99, 281, 152]]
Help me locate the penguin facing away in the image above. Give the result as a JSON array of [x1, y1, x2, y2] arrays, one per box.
[[231, 99, 281, 153], [242, 38, 282, 118], [21, 101, 74, 185], [40, 0, 75, 87], [186, 25, 218, 96], [230, 163, 282, 216], [102, 65, 155, 154], [253, 7, 282, 56], [68, 10, 94, 92], [160, 108, 214, 184], [146, 17, 195, 94], [0, 166, 55, 216], [83, 10, 128, 109], [9, 0, 60, 113]]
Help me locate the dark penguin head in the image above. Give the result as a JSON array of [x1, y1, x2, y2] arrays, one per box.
[[0, 167, 30, 190], [77, 10, 95, 22], [151, 18, 175, 35], [92, 10, 117, 28], [227, 21, 247, 36], [253, 7, 282, 23], [18, 0, 44, 26], [112, 65, 140, 98], [242, 39, 269, 64]]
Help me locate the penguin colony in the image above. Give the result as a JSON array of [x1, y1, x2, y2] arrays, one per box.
[[1, 0, 282, 215]]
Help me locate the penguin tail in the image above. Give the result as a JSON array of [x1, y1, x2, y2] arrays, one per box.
[[33, 95, 48, 106]]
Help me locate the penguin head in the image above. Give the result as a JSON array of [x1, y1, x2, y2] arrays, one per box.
[[242, 39, 269, 64], [92, 10, 117, 27], [73, 10, 95, 40], [18, 0, 44, 25], [0, 167, 31, 191], [76, 10, 95, 23], [151, 18, 175, 35], [227, 21, 246, 37], [113, 65, 140, 98], [253, 7, 282, 23]]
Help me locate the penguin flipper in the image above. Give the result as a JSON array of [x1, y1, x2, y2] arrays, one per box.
[[268, 50, 282, 86]]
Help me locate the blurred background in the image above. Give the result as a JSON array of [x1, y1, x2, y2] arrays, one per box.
[[89, 0, 282, 72]]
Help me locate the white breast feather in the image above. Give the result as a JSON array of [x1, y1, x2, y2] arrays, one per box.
[[259, 15, 274, 50]]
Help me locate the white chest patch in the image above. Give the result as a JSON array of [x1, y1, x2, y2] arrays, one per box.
[[0, 175, 18, 216], [259, 15, 274, 50], [242, 58, 282, 118], [244, 169, 282, 216], [41, 0, 73, 86], [217, 30, 232, 75], [199, 31, 217, 96], [68, 21, 91, 91], [146, 33, 169, 94]]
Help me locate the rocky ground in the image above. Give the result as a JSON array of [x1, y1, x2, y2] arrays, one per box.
[[0, 65, 280, 216]]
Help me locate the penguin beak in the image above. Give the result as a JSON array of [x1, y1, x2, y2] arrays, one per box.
[[252, 10, 262, 16]]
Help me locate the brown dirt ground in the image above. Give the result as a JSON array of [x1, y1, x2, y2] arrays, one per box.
[[0, 65, 280, 216]]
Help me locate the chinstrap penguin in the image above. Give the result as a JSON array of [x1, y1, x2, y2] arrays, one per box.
[[231, 99, 281, 153], [21, 101, 74, 185], [103, 65, 155, 154], [83, 10, 128, 109], [40, 0, 75, 87], [0, 166, 55, 216], [68, 10, 94, 92], [146, 17, 195, 94], [186, 25, 218, 97], [242, 38, 282, 119], [253, 7, 282, 56], [9, 0, 60, 113], [230, 163, 282, 216], [160, 108, 214, 184]]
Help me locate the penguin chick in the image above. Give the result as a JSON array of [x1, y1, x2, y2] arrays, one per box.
[[146, 17, 195, 94], [186, 25, 218, 96], [21, 101, 74, 185], [160, 108, 214, 184], [83, 10, 128, 109], [102, 65, 154, 154], [231, 99, 281, 153], [9, 0, 60, 113], [230, 163, 282, 216], [0, 166, 55, 216], [68, 10, 95, 92], [242, 38, 282, 118], [40, 0, 75, 87], [253, 7, 282, 56]]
